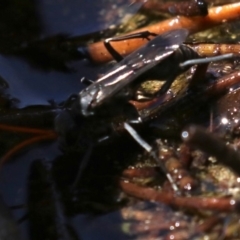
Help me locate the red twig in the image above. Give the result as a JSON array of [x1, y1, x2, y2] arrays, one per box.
[[87, 2, 240, 63], [120, 181, 238, 212], [0, 132, 58, 167], [0, 123, 55, 135]]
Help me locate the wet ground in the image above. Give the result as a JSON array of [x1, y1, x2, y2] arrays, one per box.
[[0, 1, 136, 239], [1, 1, 240, 240]]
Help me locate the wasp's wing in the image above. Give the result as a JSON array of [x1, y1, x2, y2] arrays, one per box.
[[121, 28, 189, 70], [80, 29, 188, 110]]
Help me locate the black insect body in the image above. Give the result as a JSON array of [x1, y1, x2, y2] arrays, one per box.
[[56, 29, 237, 192], [56, 30, 189, 192], [79, 29, 237, 117], [79, 29, 190, 116]]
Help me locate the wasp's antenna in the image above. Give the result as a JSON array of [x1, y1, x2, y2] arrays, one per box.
[[123, 122, 179, 193]]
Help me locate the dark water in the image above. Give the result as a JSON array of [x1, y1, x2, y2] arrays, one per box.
[[0, 0, 140, 239]]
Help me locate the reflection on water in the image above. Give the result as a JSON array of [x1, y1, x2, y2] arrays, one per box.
[[0, 1, 139, 239], [4, 1, 240, 239], [0, 0, 141, 105], [0, 55, 87, 107], [37, 0, 142, 36]]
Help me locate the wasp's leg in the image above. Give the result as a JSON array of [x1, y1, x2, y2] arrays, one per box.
[[71, 143, 94, 191], [123, 122, 179, 193], [188, 63, 209, 88], [80, 77, 94, 86], [179, 53, 237, 68], [180, 53, 239, 88], [157, 53, 239, 94], [104, 31, 158, 62], [157, 74, 177, 96], [71, 133, 121, 189]]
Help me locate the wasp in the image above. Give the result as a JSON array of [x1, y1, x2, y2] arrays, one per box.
[[56, 29, 237, 192], [79, 29, 236, 117]]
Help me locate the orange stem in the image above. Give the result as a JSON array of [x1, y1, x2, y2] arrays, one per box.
[[120, 181, 237, 212], [87, 2, 240, 63], [0, 132, 58, 167], [0, 123, 56, 135]]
